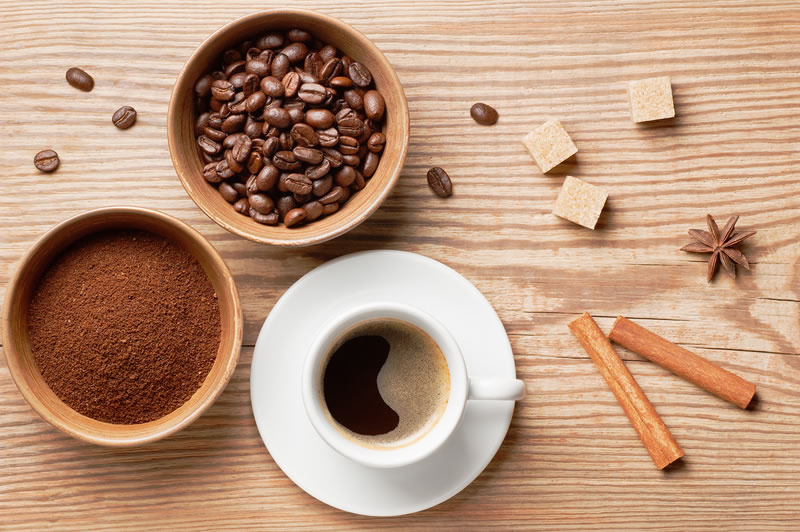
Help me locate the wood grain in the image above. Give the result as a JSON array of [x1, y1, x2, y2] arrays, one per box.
[[1, 0, 799, 529]]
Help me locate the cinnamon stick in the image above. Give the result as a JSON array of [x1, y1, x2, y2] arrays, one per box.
[[609, 316, 756, 409], [568, 313, 684, 469]]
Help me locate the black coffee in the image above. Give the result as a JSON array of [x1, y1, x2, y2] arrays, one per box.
[[322, 319, 450, 448]]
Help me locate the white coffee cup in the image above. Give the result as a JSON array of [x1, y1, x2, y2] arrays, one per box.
[[302, 301, 525, 468]]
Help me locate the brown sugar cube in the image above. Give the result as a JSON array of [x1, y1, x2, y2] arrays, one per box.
[[552, 175, 608, 229], [522, 119, 578, 173], [628, 76, 675, 122]]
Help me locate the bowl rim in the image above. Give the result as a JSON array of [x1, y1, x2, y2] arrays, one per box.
[[1, 206, 243, 446], [167, 8, 410, 246]]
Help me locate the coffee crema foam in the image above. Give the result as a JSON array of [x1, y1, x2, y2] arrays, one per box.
[[322, 319, 450, 449]]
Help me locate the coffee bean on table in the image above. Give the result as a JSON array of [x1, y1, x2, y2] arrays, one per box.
[[34, 149, 60, 173], [112, 106, 137, 129], [470, 102, 499, 125], [427, 167, 453, 198], [65, 67, 94, 92]]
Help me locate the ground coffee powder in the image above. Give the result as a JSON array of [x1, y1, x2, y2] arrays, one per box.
[[27, 230, 221, 424]]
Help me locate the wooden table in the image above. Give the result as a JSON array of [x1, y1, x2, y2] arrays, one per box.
[[2, 1, 799, 529]]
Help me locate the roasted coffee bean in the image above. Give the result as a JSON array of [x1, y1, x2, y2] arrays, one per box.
[[265, 107, 292, 129], [33, 149, 60, 173], [339, 117, 364, 138], [287, 107, 305, 124], [318, 127, 339, 147], [273, 150, 301, 170], [244, 59, 270, 77], [341, 55, 354, 72], [363, 90, 385, 121], [334, 166, 356, 187], [312, 174, 333, 197], [338, 136, 360, 155], [207, 112, 223, 129], [290, 123, 318, 147], [246, 91, 267, 113], [362, 151, 380, 178], [211, 80, 235, 101], [265, 97, 284, 110], [284, 208, 306, 227], [271, 53, 290, 79], [304, 53, 323, 76], [219, 182, 238, 203], [304, 108, 334, 129], [228, 72, 246, 90], [262, 136, 280, 157], [470, 102, 498, 125], [198, 135, 221, 154], [66, 67, 94, 92], [322, 147, 344, 167], [303, 200, 323, 222], [250, 208, 279, 225], [320, 186, 344, 205], [228, 96, 248, 114], [305, 159, 330, 180], [223, 132, 245, 149], [292, 192, 311, 204], [279, 131, 295, 151], [319, 58, 342, 81], [342, 154, 360, 167], [244, 47, 262, 62], [203, 126, 226, 142], [277, 195, 297, 218], [246, 174, 260, 194], [195, 112, 211, 135], [427, 166, 453, 198], [195, 75, 214, 98], [248, 193, 274, 214], [256, 163, 280, 191], [222, 113, 246, 133], [223, 49, 243, 66], [238, 73, 258, 96], [218, 102, 232, 119], [225, 149, 244, 173], [232, 181, 247, 197], [348, 62, 372, 87], [322, 202, 339, 216], [285, 173, 313, 195], [257, 49, 275, 65], [319, 44, 337, 62], [202, 162, 221, 183], [216, 159, 235, 179], [257, 32, 284, 49], [343, 88, 364, 110], [232, 135, 252, 163], [293, 146, 323, 164], [209, 98, 224, 112], [281, 72, 301, 98], [281, 42, 308, 63], [201, 151, 219, 164], [287, 28, 312, 43], [233, 197, 250, 214], [367, 132, 386, 152], [244, 118, 264, 138], [247, 151, 264, 174], [298, 83, 326, 104], [352, 169, 366, 191], [329, 76, 353, 89], [260, 76, 284, 97], [225, 60, 246, 77]]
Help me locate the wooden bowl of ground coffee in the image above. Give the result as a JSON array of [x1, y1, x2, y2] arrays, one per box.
[[2, 207, 242, 446]]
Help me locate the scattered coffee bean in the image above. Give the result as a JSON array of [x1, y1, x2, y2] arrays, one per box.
[[427, 167, 453, 198], [192, 28, 387, 227], [65, 67, 94, 92], [34, 149, 60, 173], [112, 106, 137, 129], [470, 102, 498, 125]]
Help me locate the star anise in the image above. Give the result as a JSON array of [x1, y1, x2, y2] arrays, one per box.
[[681, 214, 756, 282]]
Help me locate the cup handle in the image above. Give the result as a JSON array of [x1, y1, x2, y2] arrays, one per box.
[[468, 378, 526, 401]]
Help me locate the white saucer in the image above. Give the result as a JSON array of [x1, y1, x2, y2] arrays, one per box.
[[250, 250, 518, 516]]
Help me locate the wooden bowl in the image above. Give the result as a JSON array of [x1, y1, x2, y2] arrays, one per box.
[[2, 207, 243, 446], [167, 9, 410, 246]]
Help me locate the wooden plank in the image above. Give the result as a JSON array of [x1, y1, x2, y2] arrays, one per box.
[[1, 0, 799, 529]]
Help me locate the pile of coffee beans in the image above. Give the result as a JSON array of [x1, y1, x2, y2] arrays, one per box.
[[193, 29, 387, 227]]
